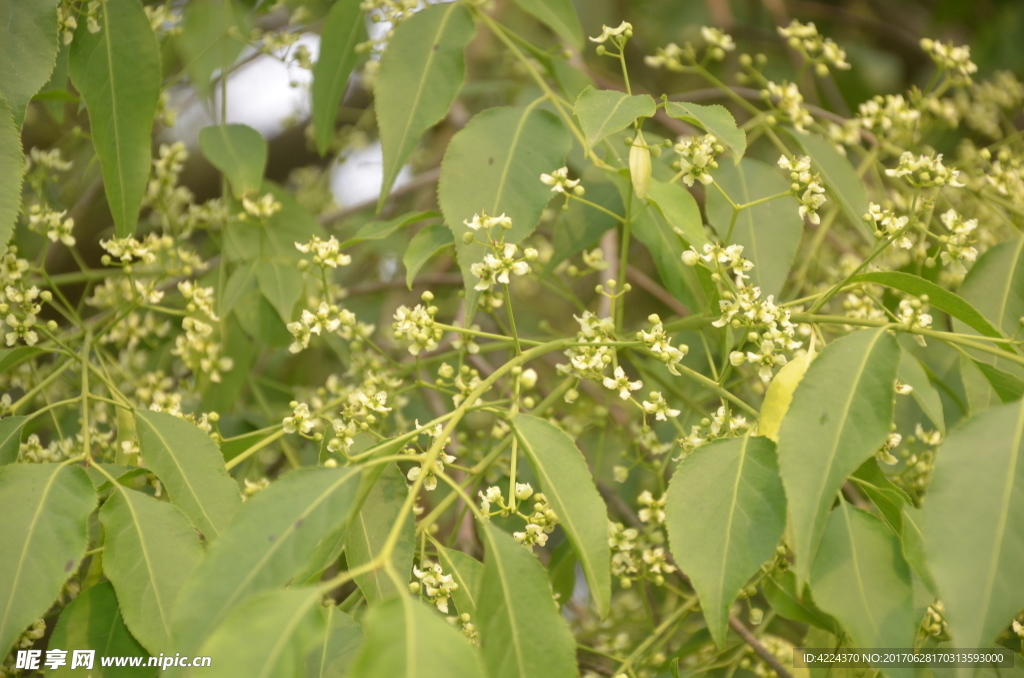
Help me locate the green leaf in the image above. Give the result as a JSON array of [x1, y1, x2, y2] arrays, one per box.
[[956, 237, 1024, 384], [897, 349, 945, 434], [0, 96, 24, 249], [438, 104, 572, 312], [135, 410, 242, 540], [512, 413, 611, 618], [0, 463, 96, 658], [375, 2, 475, 211], [572, 87, 656, 152], [343, 210, 441, 248], [665, 101, 746, 160], [664, 435, 787, 648], [348, 595, 485, 678], [510, 0, 582, 49], [706, 158, 803, 299], [199, 124, 268, 199], [220, 260, 259, 318], [434, 542, 484, 619], [547, 539, 576, 609], [762, 570, 840, 634], [404, 223, 454, 289], [849, 458, 910, 536], [901, 506, 938, 596], [546, 178, 620, 270], [810, 501, 917, 652], [68, 0, 161, 237], [851, 271, 1006, 345], [345, 464, 415, 605], [100, 486, 204, 654], [959, 237, 1024, 337], [255, 261, 304, 324], [311, 0, 364, 156], [196, 588, 325, 678], [921, 398, 1024, 648], [305, 606, 363, 678], [49, 582, 152, 678], [789, 132, 873, 241], [0, 0, 60, 128], [969, 359, 1024, 403], [631, 199, 709, 312], [476, 521, 577, 678], [777, 328, 900, 585], [646, 178, 709, 249], [175, 0, 249, 99], [234, 288, 293, 347], [0, 346, 46, 374], [224, 182, 327, 261], [170, 467, 361, 663], [0, 416, 27, 466], [961, 354, 1004, 415]]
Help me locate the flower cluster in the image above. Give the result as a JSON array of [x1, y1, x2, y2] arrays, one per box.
[[172, 282, 233, 383], [410, 561, 459, 614], [557, 311, 615, 380], [392, 293, 443, 355], [295, 236, 352, 268], [603, 366, 642, 400], [287, 302, 356, 354], [589, 21, 632, 45], [778, 155, 827, 224], [27, 205, 75, 247], [513, 490, 559, 547], [700, 26, 736, 60], [470, 243, 536, 292], [540, 167, 582, 195], [762, 81, 814, 133], [920, 38, 978, 84], [885, 152, 964, 188], [608, 507, 676, 588], [682, 242, 754, 284], [636, 314, 688, 375], [100, 237, 156, 266], [897, 296, 933, 345], [239, 193, 282, 221], [938, 209, 978, 271], [679, 405, 750, 454], [673, 134, 723, 186], [777, 20, 850, 75], [864, 203, 912, 249]]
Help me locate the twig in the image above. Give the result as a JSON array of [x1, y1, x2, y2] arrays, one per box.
[[318, 167, 441, 226], [627, 265, 690, 317], [729, 616, 795, 678]]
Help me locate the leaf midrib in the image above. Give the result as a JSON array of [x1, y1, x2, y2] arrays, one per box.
[[184, 468, 359, 645], [484, 527, 528, 677], [490, 98, 544, 215], [0, 465, 66, 645], [714, 434, 750, 631], [137, 414, 222, 538], [514, 421, 606, 615], [801, 329, 885, 563], [842, 503, 881, 640], [384, 4, 459, 192], [100, 0, 129, 230], [111, 488, 173, 645], [974, 400, 1024, 645]]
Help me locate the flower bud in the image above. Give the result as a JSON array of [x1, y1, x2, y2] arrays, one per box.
[[629, 131, 652, 199]]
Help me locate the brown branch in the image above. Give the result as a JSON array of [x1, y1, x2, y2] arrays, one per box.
[[627, 265, 690, 318], [729, 616, 796, 678], [318, 167, 441, 226]]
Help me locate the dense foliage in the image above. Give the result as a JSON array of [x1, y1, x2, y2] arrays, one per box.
[[1, 1, 1024, 677]]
